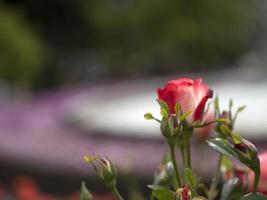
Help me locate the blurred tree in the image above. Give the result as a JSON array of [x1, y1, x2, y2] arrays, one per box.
[[0, 0, 259, 89], [83, 0, 256, 76], [0, 2, 47, 87]]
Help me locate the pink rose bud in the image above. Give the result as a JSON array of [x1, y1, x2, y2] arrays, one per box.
[[176, 186, 190, 200], [234, 138, 257, 158], [157, 78, 213, 123], [84, 155, 117, 185]]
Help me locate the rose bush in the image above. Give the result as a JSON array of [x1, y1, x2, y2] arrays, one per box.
[[84, 77, 267, 200], [157, 78, 213, 122]]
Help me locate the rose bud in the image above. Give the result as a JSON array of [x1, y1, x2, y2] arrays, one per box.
[[84, 155, 117, 186], [234, 138, 258, 159], [176, 186, 190, 200], [157, 78, 213, 123], [248, 151, 267, 194]]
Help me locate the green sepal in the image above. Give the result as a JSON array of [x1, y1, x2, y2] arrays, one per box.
[[219, 125, 242, 144], [180, 111, 192, 123], [214, 96, 220, 113], [233, 105, 246, 123], [175, 103, 181, 115], [157, 99, 170, 114], [161, 108, 169, 118], [185, 167, 198, 197], [101, 158, 117, 184], [236, 105, 246, 113]]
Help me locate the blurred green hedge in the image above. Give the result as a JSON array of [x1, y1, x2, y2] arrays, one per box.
[[84, 0, 256, 75], [0, 0, 257, 89], [0, 3, 47, 87]]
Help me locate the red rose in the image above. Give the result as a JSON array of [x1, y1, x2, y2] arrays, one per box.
[[157, 78, 213, 122], [248, 151, 267, 194]]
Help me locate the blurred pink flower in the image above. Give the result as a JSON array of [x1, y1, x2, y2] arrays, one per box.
[[195, 110, 215, 139]]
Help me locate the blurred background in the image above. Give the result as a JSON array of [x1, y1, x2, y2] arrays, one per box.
[[0, 0, 267, 199]]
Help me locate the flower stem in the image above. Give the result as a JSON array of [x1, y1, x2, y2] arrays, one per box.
[[110, 186, 124, 200], [208, 154, 222, 200], [180, 146, 186, 168], [169, 142, 182, 187], [185, 140, 191, 169]]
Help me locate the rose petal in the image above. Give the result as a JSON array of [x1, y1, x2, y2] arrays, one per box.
[[193, 89, 213, 121]]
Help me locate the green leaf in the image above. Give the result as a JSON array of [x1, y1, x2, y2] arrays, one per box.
[[161, 108, 169, 117], [185, 168, 198, 187], [220, 125, 232, 137], [148, 185, 174, 200], [219, 125, 242, 144], [241, 193, 267, 200], [80, 182, 93, 200], [180, 111, 192, 122], [144, 112, 154, 120], [207, 139, 258, 175], [220, 178, 240, 200], [207, 138, 237, 158]]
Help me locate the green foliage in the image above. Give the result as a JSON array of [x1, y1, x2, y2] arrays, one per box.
[[157, 99, 170, 115], [207, 138, 257, 170], [0, 2, 47, 86], [220, 178, 243, 200], [83, 0, 255, 74], [185, 167, 198, 197], [241, 193, 267, 200], [80, 182, 93, 200], [148, 185, 174, 200], [153, 157, 175, 187]]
